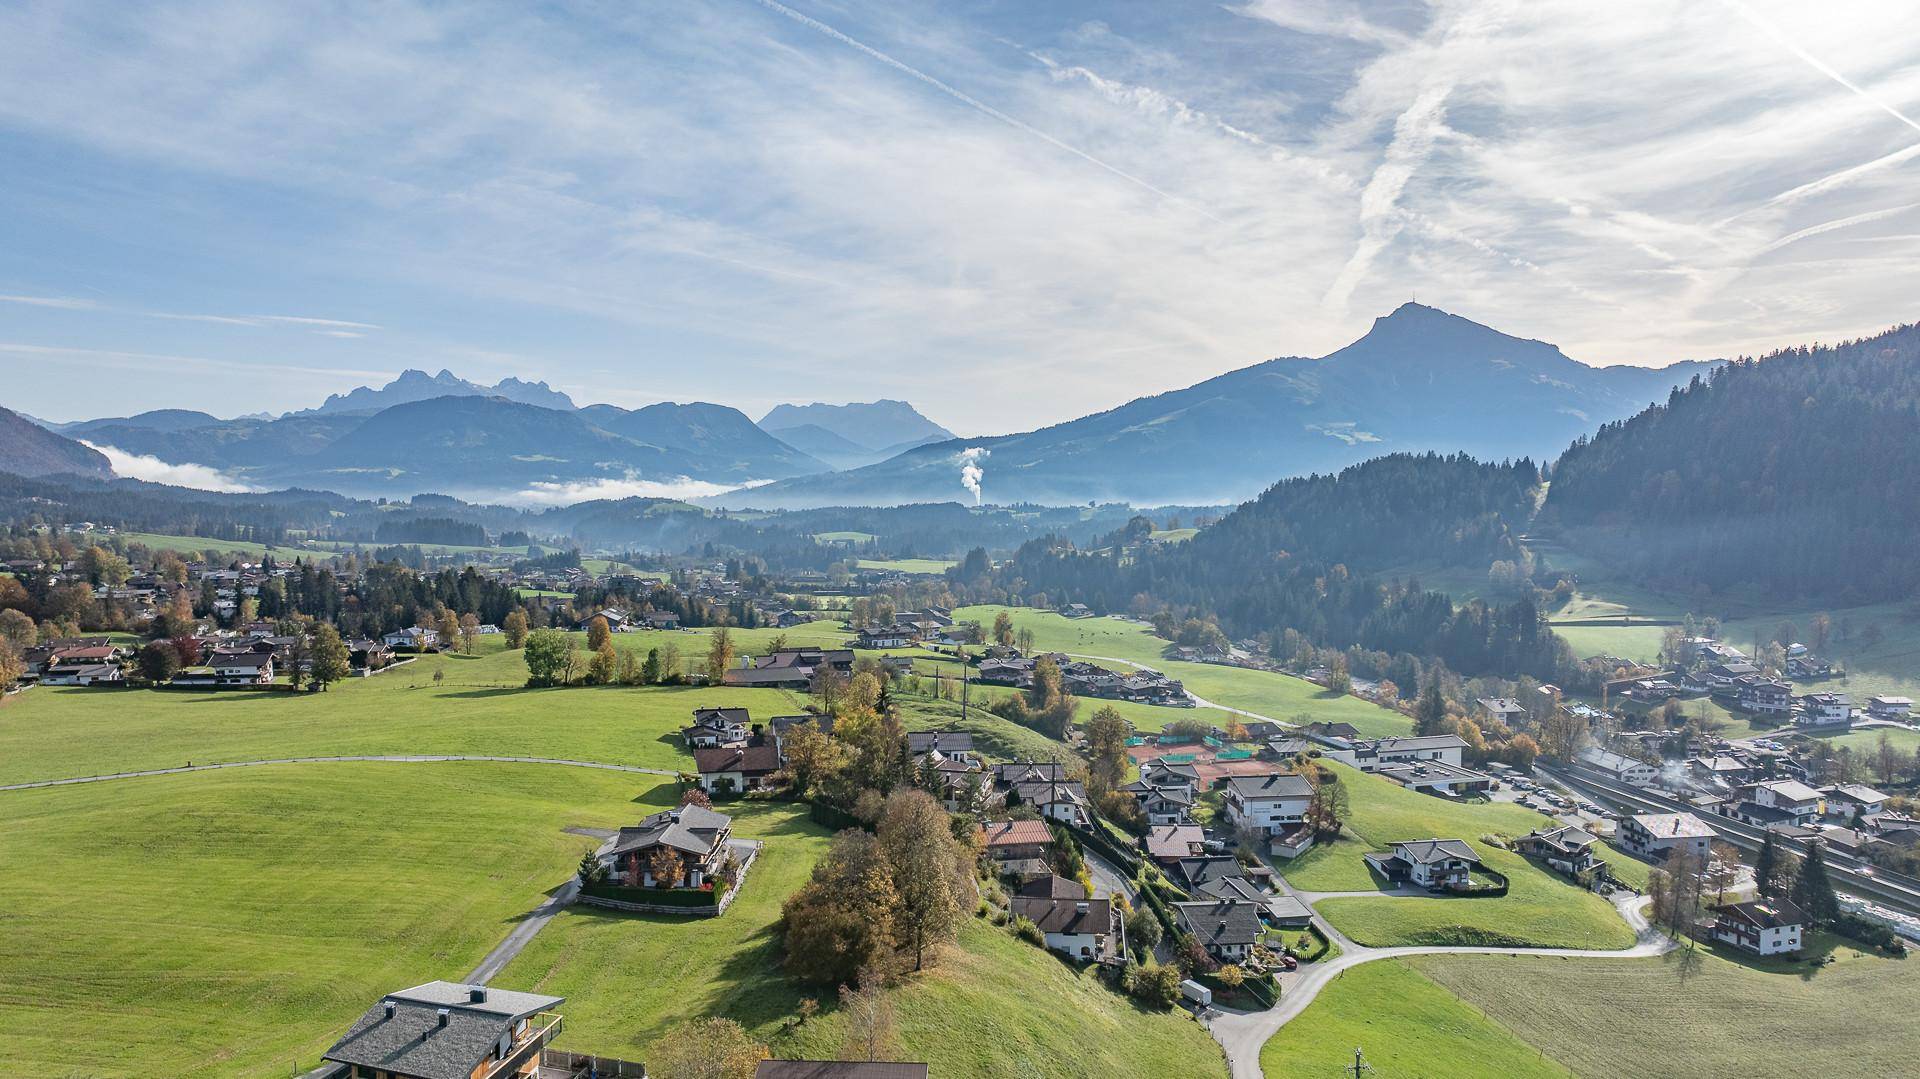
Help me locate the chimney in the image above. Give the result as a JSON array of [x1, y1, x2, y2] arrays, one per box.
[[469, 985, 487, 1003], [383, 1001, 396, 1019], [437, 1008, 451, 1029]]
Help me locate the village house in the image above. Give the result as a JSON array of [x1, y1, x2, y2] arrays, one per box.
[[855, 624, 917, 649], [1476, 697, 1529, 727], [575, 609, 631, 633], [1738, 778, 1824, 826], [317, 982, 565, 1079], [1348, 733, 1470, 770], [1144, 824, 1207, 866], [1618, 812, 1716, 859], [1123, 782, 1196, 826], [1372, 759, 1494, 797], [683, 707, 752, 749], [600, 804, 735, 888], [1171, 855, 1249, 892], [1798, 692, 1853, 728], [980, 819, 1054, 879], [693, 743, 781, 795], [1710, 898, 1808, 956], [769, 713, 832, 761], [1866, 695, 1913, 720], [1579, 746, 1660, 787], [993, 761, 1092, 827], [1220, 772, 1314, 850], [39, 660, 124, 686], [170, 649, 275, 688], [1515, 825, 1601, 876], [723, 648, 854, 690], [1822, 783, 1888, 822], [1737, 679, 1793, 716], [908, 729, 976, 764], [381, 626, 442, 652], [1011, 876, 1114, 960], [1365, 838, 1481, 891], [1172, 899, 1262, 963], [642, 610, 680, 630]]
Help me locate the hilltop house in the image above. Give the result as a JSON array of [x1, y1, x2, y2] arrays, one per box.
[[600, 804, 735, 888], [1710, 898, 1808, 956], [1365, 839, 1481, 891], [318, 982, 565, 1079], [1516, 825, 1600, 876]]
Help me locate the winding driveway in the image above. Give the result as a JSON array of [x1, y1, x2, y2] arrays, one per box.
[[1206, 880, 1672, 1079], [0, 754, 679, 793]]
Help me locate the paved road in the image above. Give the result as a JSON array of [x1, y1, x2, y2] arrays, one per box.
[[0, 754, 678, 793], [466, 876, 582, 984], [1083, 845, 1139, 904], [1206, 882, 1669, 1078]]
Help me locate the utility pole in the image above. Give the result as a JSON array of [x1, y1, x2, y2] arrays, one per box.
[[1346, 1047, 1373, 1079], [961, 647, 970, 722]]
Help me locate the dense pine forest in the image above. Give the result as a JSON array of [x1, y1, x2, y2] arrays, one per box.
[[1543, 320, 1920, 602], [973, 454, 1571, 682]]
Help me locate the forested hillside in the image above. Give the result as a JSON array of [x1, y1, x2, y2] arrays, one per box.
[[1543, 320, 1920, 602], [977, 454, 1569, 682]]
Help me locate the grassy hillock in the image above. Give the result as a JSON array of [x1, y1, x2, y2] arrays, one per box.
[[1286, 763, 1641, 949], [1411, 935, 1920, 1077], [955, 606, 1412, 737], [1260, 961, 1572, 1078], [0, 761, 654, 1076]]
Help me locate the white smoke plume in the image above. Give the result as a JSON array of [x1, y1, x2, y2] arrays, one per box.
[[957, 447, 989, 505], [81, 441, 255, 493]]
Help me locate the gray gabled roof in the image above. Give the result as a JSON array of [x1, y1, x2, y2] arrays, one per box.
[[1173, 899, 1262, 948], [1392, 838, 1478, 864], [323, 982, 563, 1079], [1220, 772, 1313, 800], [608, 804, 732, 859]]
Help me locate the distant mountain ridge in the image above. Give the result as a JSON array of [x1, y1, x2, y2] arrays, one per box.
[[722, 304, 1718, 508], [294, 368, 577, 415], [0, 407, 113, 480], [758, 399, 954, 469]]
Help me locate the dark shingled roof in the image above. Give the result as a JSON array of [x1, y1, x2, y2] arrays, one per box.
[[608, 804, 732, 859], [1173, 899, 1262, 948], [694, 744, 780, 775], [323, 982, 563, 1079]]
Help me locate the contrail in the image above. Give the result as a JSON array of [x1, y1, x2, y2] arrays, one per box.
[[748, 0, 1224, 224], [1718, 0, 1920, 136]]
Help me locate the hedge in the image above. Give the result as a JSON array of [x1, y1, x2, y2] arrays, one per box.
[[581, 881, 722, 907], [1829, 912, 1910, 955], [808, 799, 869, 833]]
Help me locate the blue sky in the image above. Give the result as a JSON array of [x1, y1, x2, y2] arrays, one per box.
[[3, 0, 1918, 432]]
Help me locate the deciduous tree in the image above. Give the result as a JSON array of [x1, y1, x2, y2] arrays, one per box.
[[648, 1018, 767, 1079], [308, 624, 352, 690]]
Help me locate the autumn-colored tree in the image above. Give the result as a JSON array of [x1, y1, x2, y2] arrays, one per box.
[[678, 787, 713, 809], [0, 608, 36, 648], [777, 719, 847, 797], [649, 1018, 768, 1079], [1085, 705, 1131, 795], [706, 627, 735, 683], [503, 609, 529, 648], [588, 638, 617, 685], [646, 845, 683, 888], [877, 789, 968, 971], [992, 611, 1015, 646], [587, 614, 611, 651], [459, 612, 480, 654], [782, 830, 900, 985], [435, 610, 461, 652], [308, 624, 352, 690]]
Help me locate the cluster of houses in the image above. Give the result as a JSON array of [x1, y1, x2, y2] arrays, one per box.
[[20, 621, 417, 691], [1603, 636, 1887, 730], [1576, 743, 1920, 861], [847, 606, 957, 649], [1271, 725, 1492, 799], [974, 649, 1195, 707]]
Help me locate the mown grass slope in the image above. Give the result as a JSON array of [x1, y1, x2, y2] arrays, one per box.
[[1260, 960, 1573, 1079]]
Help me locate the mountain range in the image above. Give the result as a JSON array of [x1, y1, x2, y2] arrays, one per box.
[[0, 408, 112, 481], [758, 400, 957, 470], [8, 305, 1715, 504], [718, 304, 1718, 508]]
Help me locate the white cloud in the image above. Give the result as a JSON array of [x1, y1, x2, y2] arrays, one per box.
[[0, 0, 1917, 428], [80, 441, 256, 492], [510, 473, 768, 506], [0, 293, 98, 309]]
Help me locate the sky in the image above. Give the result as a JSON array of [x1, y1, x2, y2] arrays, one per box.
[[1, 0, 1917, 433]]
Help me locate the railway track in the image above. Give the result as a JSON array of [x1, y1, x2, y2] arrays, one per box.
[[1537, 763, 1920, 918]]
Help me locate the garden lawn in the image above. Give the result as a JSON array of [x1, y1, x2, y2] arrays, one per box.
[[1284, 764, 1638, 949], [1410, 934, 1920, 1078], [955, 606, 1412, 737], [1259, 961, 1572, 1079], [0, 760, 653, 1077]]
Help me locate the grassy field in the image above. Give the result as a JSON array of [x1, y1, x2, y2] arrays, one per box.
[[812, 531, 877, 543], [69, 529, 279, 559], [1260, 960, 1572, 1078], [1285, 763, 1641, 949], [855, 557, 958, 574], [0, 761, 651, 1076], [1149, 528, 1198, 543], [1410, 934, 1920, 1078], [955, 607, 1412, 738]]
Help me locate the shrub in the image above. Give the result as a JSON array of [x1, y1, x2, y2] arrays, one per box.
[[1128, 960, 1183, 1008], [1011, 916, 1044, 946], [1829, 912, 1909, 955]]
